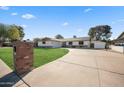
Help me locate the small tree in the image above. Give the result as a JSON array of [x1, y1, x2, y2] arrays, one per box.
[[11, 24, 25, 40], [73, 35, 77, 38], [55, 34, 64, 39], [8, 26, 20, 42]]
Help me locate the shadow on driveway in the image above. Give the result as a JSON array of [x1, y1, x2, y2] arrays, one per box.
[[0, 71, 30, 87]]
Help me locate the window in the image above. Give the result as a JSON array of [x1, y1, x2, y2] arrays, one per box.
[[79, 41, 84, 45], [42, 41, 46, 44], [69, 42, 72, 45]]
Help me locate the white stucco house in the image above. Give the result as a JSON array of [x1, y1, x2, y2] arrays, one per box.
[[113, 32, 124, 46], [38, 37, 62, 48], [111, 32, 124, 53], [37, 37, 106, 49]]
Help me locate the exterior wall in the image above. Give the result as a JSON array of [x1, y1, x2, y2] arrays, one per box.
[[52, 41, 62, 48], [38, 41, 53, 47], [65, 41, 80, 46], [91, 41, 106, 49], [84, 41, 90, 48], [72, 42, 79, 46], [65, 41, 90, 48], [38, 41, 62, 48], [111, 45, 124, 53], [66, 42, 69, 46]]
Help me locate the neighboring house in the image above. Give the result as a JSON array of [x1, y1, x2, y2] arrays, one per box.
[[3, 38, 12, 47], [111, 32, 124, 53], [113, 32, 124, 46], [38, 37, 106, 49]]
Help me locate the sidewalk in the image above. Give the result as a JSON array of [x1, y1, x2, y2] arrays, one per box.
[[0, 59, 12, 78]]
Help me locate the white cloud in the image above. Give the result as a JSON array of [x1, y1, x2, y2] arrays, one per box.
[[11, 13, 18, 16], [77, 28, 83, 32], [21, 25, 27, 28], [0, 6, 9, 10], [62, 22, 69, 26], [22, 13, 36, 19], [84, 8, 93, 13]]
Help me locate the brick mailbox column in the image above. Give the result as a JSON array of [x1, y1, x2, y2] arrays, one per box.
[[13, 41, 34, 75]]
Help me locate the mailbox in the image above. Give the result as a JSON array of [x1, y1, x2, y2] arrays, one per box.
[[13, 41, 34, 75]]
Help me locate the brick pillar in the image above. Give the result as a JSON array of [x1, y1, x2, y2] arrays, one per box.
[[13, 41, 34, 75]]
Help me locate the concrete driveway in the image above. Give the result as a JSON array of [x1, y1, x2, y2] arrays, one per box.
[[14, 49, 124, 87]]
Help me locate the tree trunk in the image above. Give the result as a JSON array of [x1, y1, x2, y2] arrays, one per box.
[[0, 41, 3, 47], [89, 38, 92, 48], [105, 41, 109, 50]]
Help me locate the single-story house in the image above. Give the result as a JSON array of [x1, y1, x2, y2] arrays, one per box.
[[37, 37, 106, 49], [111, 32, 124, 53], [113, 32, 124, 46]]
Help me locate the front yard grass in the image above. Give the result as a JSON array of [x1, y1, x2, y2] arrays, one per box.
[[0, 47, 69, 70]]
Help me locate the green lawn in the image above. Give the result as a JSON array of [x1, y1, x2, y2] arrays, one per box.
[[0, 47, 69, 70]]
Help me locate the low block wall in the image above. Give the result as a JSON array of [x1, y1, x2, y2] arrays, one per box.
[[111, 45, 124, 53]]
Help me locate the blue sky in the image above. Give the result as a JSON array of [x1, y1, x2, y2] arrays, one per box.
[[0, 6, 124, 40]]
